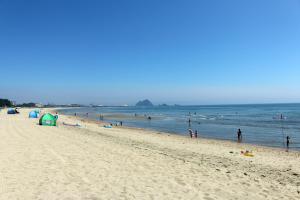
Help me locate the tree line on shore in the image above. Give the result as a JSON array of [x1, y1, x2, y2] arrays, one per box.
[[0, 99, 38, 108], [0, 99, 13, 107]]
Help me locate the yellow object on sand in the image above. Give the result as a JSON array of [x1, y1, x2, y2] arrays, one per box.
[[240, 150, 254, 157], [243, 152, 254, 157]]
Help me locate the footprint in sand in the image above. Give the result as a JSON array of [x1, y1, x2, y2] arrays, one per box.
[[204, 196, 215, 200], [214, 188, 221, 193], [174, 177, 186, 186]]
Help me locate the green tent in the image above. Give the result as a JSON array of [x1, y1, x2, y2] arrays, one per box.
[[39, 113, 58, 126]]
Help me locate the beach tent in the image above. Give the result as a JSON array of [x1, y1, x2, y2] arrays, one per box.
[[39, 113, 58, 126], [29, 110, 39, 118], [34, 109, 40, 114], [7, 108, 17, 114]]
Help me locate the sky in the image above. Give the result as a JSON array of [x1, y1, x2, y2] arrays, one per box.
[[0, 0, 300, 105]]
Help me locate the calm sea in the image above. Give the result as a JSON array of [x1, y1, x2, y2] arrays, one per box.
[[58, 104, 300, 150]]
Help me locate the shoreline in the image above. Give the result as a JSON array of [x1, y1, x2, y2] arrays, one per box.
[[55, 107, 300, 153], [1, 107, 299, 199]]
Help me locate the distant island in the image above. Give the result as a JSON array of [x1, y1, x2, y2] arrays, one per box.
[[136, 99, 153, 107]]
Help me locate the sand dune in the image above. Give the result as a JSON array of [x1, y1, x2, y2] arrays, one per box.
[[0, 108, 299, 199]]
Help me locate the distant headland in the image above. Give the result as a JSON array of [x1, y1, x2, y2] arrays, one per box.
[[135, 99, 153, 107]]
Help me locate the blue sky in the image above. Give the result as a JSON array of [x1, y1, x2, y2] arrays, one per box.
[[0, 0, 300, 105]]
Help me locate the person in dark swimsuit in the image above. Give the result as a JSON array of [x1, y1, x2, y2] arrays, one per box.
[[286, 136, 290, 149], [237, 129, 242, 142]]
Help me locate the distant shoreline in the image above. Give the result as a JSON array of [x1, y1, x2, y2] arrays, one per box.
[[54, 107, 300, 152], [9, 102, 300, 109]]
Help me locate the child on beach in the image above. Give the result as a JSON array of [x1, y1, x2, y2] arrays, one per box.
[[194, 130, 198, 138]]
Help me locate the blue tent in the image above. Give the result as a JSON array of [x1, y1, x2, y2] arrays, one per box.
[[7, 108, 17, 114], [29, 110, 39, 118]]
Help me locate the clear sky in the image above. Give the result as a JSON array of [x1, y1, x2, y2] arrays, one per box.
[[0, 0, 300, 105]]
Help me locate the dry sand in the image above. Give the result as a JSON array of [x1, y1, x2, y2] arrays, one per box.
[[0, 108, 299, 200]]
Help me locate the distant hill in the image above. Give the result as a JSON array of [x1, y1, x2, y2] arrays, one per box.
[[136, 99, 153, 107]]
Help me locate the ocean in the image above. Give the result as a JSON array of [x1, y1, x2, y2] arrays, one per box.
[[58, 104, 300, 150]]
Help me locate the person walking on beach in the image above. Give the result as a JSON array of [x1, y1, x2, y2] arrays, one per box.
[[237, 128, 242, 142], [120, 121, 123, 126], [188, 129, 193, 138]]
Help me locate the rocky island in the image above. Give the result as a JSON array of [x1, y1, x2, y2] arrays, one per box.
[[135, 99, 153, 107]]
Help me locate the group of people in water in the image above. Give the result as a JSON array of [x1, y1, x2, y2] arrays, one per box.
[[236, 128, 291, 150], [187, 112, 291, 149], [134, 113, 152, 120], [76, 111, 293, 149], [188, 126, 243, 141], [187, 117, 292, 150]]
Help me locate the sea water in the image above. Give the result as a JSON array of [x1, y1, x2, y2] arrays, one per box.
[[58, 104, 300, 150]]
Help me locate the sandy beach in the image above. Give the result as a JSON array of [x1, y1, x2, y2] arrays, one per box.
[[0, 108, 299, 200]]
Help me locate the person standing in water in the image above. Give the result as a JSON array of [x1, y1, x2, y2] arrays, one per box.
[[286, 136, 290, 150], [194, 130, 198, 138], [188, 129, 193, 138], [237, 129, 242, 142]]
